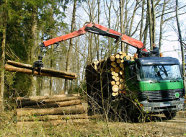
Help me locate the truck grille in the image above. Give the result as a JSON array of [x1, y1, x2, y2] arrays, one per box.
[[139, 89, 184, 102]]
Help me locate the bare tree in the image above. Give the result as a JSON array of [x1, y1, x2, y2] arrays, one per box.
[[119, 0, 125, 52], [159, 0, 168, 52], [126, 1, 139, 54], [65, 0, 77, 94], [175, 0, 185, 77], [147, 0, 153, 49], [0, 0, 7, 112], [30, 7, 38, 96], [104, 0, 113, 56], [140, 0, 145, 41], [96, 0, 100, 60]]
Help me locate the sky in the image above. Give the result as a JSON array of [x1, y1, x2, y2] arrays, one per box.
[[63, 0, 185, 63]]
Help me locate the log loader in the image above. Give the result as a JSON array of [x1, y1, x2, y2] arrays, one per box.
[[34, 23, 184, 120]]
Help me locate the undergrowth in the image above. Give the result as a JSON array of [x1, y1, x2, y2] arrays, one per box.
[[0, 111, 185, 137]]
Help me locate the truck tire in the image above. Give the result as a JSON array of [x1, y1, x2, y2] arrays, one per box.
[[163, 111, 176, 120]]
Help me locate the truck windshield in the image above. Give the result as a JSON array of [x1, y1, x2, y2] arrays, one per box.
[[140, 65, 181, 81]]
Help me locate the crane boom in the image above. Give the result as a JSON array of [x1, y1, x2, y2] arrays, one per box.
[[43, 23, 144, 50]]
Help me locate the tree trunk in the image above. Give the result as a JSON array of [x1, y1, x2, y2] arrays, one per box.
[[0, 0, 7, 112], [151, 0, 156, 46], [143, 14, 149, 48], [119, 0, 125, 52], [0, 23, 6, 112], [49, 45, 54, 95], [106, 0, 112, 56], [65, 0, 77, 94], [30, 7, 38, 96], [175, 0, 185, 77], [5, 64, 77, 80], [126, 1, 138, 54], [147, 0, 153, 49], [140, 0, 145, 41], [96, 0, 100, 60], [159, 0, 166, 52]]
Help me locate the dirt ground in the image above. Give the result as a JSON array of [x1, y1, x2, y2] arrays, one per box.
[[0, 111, 185, 137]]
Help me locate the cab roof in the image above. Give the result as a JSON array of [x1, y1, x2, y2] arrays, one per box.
[[137, 57, 180, 65]]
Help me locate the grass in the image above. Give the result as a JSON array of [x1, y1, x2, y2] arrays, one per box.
[[0, 111, 185, 137]]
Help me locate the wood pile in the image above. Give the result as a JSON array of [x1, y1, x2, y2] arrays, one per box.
[[5, 60, 77, 80], [86, 52, 135, 114], [86, 52, 135, 97], [16, 94, 88, 124]]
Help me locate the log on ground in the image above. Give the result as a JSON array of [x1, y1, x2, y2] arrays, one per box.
[[20, 99, 82, 108], [17, 114, 88, 121], [17, 96, 81, 107], [17, 104, 86, 116]]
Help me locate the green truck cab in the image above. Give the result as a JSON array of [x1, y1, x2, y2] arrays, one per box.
[[131, 57, 185, 119]]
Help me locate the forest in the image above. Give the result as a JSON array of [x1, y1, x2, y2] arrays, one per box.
[[0, 0, 185, 110], [0, 0, 186, 136]]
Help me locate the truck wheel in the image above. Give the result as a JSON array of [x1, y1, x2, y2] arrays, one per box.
[[163, 111, 176, 120]]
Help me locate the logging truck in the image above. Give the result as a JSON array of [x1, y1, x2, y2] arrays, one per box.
[[33, 23, 185, 121]]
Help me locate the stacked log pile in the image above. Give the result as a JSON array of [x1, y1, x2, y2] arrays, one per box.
[[16, 94, 88, 124], [86, 52, 135, 96], [86, 52, 135, 114]]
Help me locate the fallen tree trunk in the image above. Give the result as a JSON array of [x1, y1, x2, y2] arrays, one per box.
[[17, 114, 88, 121], [20, 99, 82, 108], [17, 94, 80, 102], [17, 104, 86, 116], [5, 64, 76, 80], [17, 96, 81, 107], [5, 60, 77, 80], [17, 94, 80, 101]]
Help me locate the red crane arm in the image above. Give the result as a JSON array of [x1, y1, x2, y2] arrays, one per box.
[[43, 23, 144, 50]]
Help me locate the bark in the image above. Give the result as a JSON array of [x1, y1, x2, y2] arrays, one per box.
[[147, 0, 153, 49], [6, 60, 77, 78], [30, 7, 38, 96], [159, 0, 167, 52], [124, 0, 128, 52], [151, 0, 156, 46], [49, 45, 54, 95], [17, 114, 88, 121], [175, 0, 185, 77], [5, 64, 76, 80], [75, 38, 80, 86], [126, 1, 139, 54], [143, 14, 149, 48], [18, 99, 82, 108], [17, 94, 80, 101], [140, 0, 145, 41], [17, 96, 80, 105], [0, 23, 6, 112], [65, 0, 77, 94], [16, 104, 86, 116], [96, 0, 100, 60], [119, 0, 125, 52], [105, 0, 112, 55], [88, 33, 93, 64], [86, 0, 96, 64], [0, 0, 7, 112]]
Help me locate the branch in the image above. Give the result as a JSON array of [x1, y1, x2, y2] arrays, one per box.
[[156, 4, 186, 19]]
